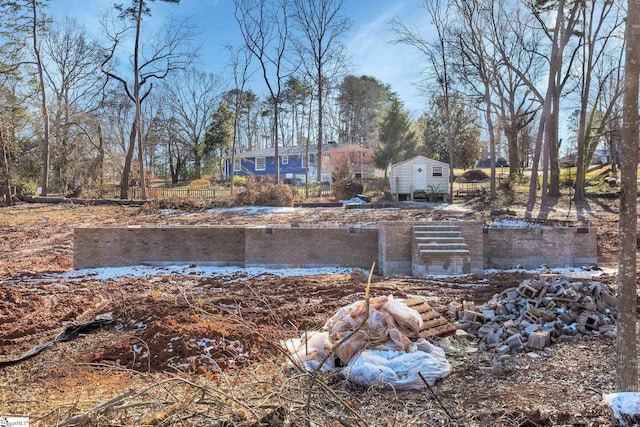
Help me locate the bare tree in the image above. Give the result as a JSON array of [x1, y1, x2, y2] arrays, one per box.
[[225, 45, 253, 194], [616, 0, 639, 393], [524, 0, 582, 208], [41, 17, 107, 193], [28, 0, 51, 196], [292, 0, 351, 193], [573, 0, 624, 201], [489, 2, 542, 180], [163, 70, 224, 180], [391, 0, 455, 203], [101, 0, 195, 199], [234, 0, 293, 183], [450, 0, 500, 199]]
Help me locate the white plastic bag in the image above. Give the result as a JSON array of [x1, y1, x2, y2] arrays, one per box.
[[603, 392, 640, 425], [342, 348, 451, 390]]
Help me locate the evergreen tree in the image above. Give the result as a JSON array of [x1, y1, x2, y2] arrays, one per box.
[[204, 102, 234, 174], [374, 97, 418, 176], [419, 94, 480, 169]]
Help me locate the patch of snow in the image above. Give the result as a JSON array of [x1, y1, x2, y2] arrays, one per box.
[[486, 219, 542, 228], [54, 265, 355, 282], [206, 206, 297, 215]]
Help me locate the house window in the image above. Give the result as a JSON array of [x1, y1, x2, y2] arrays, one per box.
[[233, 159, 241, 172], [300, 155, 305, 168], [433, 166, 443, 177], [281, 155, 289, 165], [256, 157, 266, 171]]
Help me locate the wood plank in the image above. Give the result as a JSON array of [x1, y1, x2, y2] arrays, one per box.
[[402, 297, 458, 338]]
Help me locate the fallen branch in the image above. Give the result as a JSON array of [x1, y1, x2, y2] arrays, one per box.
[[418, 371, 457, 421], [302, 262, 376, 427], [58, 389, 133, 427]]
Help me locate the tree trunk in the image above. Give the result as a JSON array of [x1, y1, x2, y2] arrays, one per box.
[[133, 1, 147, 200], [120, 118, 137, 199], [274, 102, 280, 183], [32, 0, 50, 196], [505, 126, 520, 180], [616, 0, 639, 393], [1, 134, 13, 207], [316, 72, 323, 195]]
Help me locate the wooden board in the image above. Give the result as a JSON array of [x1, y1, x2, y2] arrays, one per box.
[[402, 297, 458, 338]]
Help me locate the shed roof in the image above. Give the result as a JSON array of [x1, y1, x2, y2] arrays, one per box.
[[390, 155, 449, 169]]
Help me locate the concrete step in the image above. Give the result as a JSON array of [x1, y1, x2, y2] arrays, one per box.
[[419, 249, 470, 255], [414, 231, 462, 238], [415, 236, 465, 243], [413, 224, 461, 232], [412, 223, 471, 275], [418, 243, 469, 251]]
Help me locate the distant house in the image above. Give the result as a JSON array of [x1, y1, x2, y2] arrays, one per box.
[[225, 142, 381, 185], [389, 156, 450, 201], [226, 145, 317, 185]]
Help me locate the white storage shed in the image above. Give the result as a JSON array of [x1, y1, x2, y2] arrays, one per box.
[[389, 156, 450, 201]]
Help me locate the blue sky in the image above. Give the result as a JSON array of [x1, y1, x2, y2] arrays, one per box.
[[47, 0, 432, 115]]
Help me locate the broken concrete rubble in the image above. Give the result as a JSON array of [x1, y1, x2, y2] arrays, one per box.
[[450, 274, 617, 353]]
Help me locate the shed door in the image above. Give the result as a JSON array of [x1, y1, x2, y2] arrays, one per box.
[[413, 164, 427, 191]]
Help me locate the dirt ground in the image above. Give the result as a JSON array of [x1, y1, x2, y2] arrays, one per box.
[[0, 193, 631, 426]]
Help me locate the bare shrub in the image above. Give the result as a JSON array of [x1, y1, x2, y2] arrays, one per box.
[[332, 179, 363, 201], [140, 197, 212, 213], [233, 176, 296, 207]]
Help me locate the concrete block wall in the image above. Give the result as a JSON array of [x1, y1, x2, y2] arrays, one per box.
[[74, 226, 246, 269], [244, 225, 378, 269], [483, 225, 597, 269]]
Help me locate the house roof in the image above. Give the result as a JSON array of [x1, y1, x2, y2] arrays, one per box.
[[233, 142, 355, 159], [390, 155, 449, 169]]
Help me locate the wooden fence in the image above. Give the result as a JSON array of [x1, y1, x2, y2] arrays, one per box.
[[114, 187, 220, 200], [111, 184, 332, 200]]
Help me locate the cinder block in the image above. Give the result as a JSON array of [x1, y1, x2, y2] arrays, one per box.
[[527, 331, 550, 350], [449, 301, 462, 318], [506, 334, 523, 350], [497, 345, 511, 354]]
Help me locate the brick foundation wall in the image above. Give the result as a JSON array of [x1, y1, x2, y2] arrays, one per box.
[[244, 225, 378, 269], [483, 226, 597, 269], [73, 222, 598, 273], [378, 221, 484, 275], [378, 222, 414, 275], [74, 226, 246, 269], [452, 221, 484, 271]]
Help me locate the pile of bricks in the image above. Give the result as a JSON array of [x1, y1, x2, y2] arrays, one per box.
[[450, 273, 617, 354]]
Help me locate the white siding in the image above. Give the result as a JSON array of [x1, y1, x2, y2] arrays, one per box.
[[390, 156, 449, 198]]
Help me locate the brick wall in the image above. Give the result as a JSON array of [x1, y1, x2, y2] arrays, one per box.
[[74, 226, 246, 269], [74, 222, 598, 273], [378, 222, 414, 275], [378, 221, 484, 275], [483, 226, 597, 269], [244, 225, 378, 269]]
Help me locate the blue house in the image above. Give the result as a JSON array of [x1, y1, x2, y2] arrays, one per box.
[[226, 144, 329, 185], [225, 142, 381, 185]]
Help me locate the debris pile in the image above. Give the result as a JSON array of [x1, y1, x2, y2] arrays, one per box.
[[285, 295, 452, 390], [451, 274, 617, 354]]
